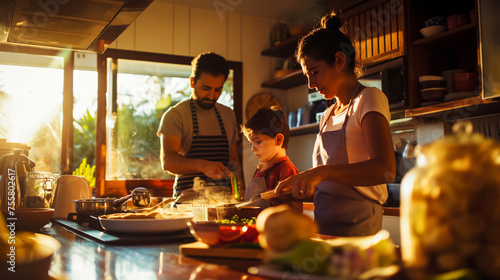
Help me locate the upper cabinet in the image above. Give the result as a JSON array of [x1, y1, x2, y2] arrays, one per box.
[[261, 0, 405, 90], [342, 0, 406, 67]]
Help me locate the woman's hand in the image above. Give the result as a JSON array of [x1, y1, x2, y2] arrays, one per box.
[[275, 167, 323, 198]]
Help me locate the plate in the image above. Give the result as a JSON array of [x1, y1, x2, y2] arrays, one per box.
[[247, 264, 400, 280], [98, 214, 194, 234]]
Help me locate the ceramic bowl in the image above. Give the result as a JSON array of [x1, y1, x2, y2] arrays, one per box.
[[420, 26, 446, 37], [453, 72, 478, 92], [0, 232, 60, 280], [187, 221, 258, 246], [419, 75, 446, 90], [420, 88, 447, 102], [447, 14, 468, 29], [1, 208, 54, 232]]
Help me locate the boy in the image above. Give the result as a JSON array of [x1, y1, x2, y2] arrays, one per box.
[[241, 106, 301, 211]]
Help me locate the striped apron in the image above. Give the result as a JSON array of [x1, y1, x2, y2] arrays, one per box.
[[174, 99, 232, 200]]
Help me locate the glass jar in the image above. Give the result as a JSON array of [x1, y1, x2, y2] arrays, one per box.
[[400, 122, 500, 279]]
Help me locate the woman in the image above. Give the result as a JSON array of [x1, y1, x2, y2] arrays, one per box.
[[275, 11, 396, 237]]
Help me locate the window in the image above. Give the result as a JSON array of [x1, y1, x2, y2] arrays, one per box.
[[0, 51, 64, 173], [0, 46, 242, 198], [96, 49, 242, 197]]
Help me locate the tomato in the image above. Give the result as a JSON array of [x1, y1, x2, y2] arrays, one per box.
[[217, 226, 243, 244], [240, 224, 259, 243]]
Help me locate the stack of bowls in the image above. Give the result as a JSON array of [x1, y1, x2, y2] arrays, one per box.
[[419, 76, 447, 102], [420, 15, 446, 38]]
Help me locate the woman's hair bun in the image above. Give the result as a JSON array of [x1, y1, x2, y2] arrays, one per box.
[[321, 11, 342, 31]]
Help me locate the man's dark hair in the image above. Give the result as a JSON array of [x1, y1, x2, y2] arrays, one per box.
[[191, 52, 230, 83], [241, 106, 290, 149]]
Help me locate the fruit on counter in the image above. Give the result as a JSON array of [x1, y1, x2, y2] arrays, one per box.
[[267, 230, 398, 278], [256, 204, 317, 253]]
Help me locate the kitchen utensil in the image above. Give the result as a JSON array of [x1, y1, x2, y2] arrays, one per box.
[[216, 189, 291, 209], [0, 149, 36, 210], [52, 175, 92, 218], [73, 198, 127, 218], [112, 187, 151, 208], [133, 198, 175, 213]]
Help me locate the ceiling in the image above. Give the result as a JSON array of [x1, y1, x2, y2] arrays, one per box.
[[156, 0, 323, 20]]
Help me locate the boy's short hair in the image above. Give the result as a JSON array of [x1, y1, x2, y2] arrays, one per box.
[[241, 106, 290, 149], [191, 52, 229, 83]]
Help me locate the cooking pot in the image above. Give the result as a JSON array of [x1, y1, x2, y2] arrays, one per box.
[[0, 149, 36, 210], [73, 198, 127, 218], [72, 188, 151, 218]]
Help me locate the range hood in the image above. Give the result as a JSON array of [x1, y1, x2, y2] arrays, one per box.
[[0, 0, 153, 53]]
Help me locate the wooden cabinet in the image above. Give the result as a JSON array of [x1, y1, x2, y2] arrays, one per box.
[[261, 0, 499, 121], [404, 0, 499, 118], [342, 0, 406, 67]]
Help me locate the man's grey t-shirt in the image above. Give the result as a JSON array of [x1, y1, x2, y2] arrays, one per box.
[[157, 99, 239, 156]]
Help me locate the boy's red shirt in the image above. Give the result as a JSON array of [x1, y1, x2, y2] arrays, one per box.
[[252, 156, 302, 211]]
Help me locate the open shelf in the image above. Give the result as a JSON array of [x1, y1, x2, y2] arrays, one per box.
[[413, 23, 476, 47], [290, 123, 319, 136], [405, 96, 499, 118], [261, 31, 309, 58], [261, 69, 307, 89]]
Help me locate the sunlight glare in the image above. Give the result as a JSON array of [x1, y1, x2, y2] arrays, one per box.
[[1, 65, 63, 143]]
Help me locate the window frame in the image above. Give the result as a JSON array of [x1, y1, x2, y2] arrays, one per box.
[[0, 45, 243, 198], [96, 49, 243, 197]]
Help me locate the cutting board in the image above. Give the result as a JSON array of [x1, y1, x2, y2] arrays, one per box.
[[179, 241, 266, 260]]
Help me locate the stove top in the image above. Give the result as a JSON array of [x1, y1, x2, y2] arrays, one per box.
[[54, 213, 195, 245], [66, 212, 105, 231]]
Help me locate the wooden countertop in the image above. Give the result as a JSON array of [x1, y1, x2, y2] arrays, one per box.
[[38, 221, 406, 280], [41, 223, 268, 280], [303, 202, 400, 216]]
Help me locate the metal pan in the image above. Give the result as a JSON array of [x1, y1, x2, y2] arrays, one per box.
[[73, 198, 126, 217]]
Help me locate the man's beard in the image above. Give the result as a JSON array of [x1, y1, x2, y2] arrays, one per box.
[[194, 97, 216, 110]]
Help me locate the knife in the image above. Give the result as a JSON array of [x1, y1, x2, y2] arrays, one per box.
[[234, 189, 292, 208]]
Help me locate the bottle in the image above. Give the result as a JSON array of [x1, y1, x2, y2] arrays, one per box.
[[400, 121, 500, 279]]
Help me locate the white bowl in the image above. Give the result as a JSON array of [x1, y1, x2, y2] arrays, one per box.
[[420, 26, 446, 37], [419, 75, 445, 82]]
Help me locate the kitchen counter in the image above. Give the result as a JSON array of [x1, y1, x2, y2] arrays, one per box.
[[41, 223, 268, 280]]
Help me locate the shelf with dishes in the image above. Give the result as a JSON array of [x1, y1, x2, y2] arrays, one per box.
[[413, 22, 476, 47]]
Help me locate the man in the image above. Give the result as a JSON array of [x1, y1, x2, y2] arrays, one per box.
[[157, 52, 244, 202]]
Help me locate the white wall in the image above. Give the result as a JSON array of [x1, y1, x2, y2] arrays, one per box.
[[109, 1, 310, 185]]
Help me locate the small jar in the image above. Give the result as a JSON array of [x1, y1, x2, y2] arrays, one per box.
[[400, 122, 500, 279]]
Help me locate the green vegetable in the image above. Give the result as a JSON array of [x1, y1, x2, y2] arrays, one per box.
[[217, 215, 256, 224], [269, 239, 332, 275]]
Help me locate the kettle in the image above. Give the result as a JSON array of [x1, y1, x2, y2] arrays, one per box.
[[0, 149, 36, 210]]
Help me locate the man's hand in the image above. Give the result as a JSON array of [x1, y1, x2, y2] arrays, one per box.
[[201, 161, 232, 180]]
